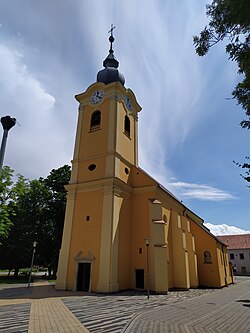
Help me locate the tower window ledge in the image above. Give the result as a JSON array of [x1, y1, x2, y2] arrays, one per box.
[[152, 220, 166, 224], [90, 126, 101, 132], [154, 244, 167, 248], [123, 131, 131, 139]]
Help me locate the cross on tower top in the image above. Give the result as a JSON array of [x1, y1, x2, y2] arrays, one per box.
[[108, 24, 115, 36], [108, 24, 115, 53]]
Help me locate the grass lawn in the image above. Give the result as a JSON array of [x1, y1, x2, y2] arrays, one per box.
[[0, 274, 56, 284], [0, 275, 31, 284]]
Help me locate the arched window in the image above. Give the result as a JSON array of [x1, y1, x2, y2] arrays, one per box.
[[124, 115, 130, 137], [204, 251, 212, 264], [90, 110, 101, 130]]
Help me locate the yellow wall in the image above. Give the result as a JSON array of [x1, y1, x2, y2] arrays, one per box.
[[71, 82, 141, 186], [116, 157, 132, 184], [149, 203, 169, 293], [57, 79, 231, 294], [78, 100, 110, 160], [66, 190, 103, 290], [216, 243, 233, 286], [184, 218, 199, 288], [170, 211, 190, 289], [118, 193, 132, 290], [57, 81, 142, 292], [190, 220, 227, 287], [155, 188, 196, 289], [167, 212, 174, 289], [98, 190, 121, 292], [131, 191, 153, 289], [76, 157, 107, 183], [116, 101, 136, 165]]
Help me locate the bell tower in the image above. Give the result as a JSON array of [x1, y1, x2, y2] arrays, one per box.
[[56, 27, 141, 292]]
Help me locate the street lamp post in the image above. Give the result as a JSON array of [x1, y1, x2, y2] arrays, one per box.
[[145, 238, 150, 299], [0, 116, 16, 173], [28, 241, 37, 288]]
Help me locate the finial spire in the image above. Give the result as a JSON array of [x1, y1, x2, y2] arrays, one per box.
[[108, 24, 115, 53], [96, 24, 125, 86]]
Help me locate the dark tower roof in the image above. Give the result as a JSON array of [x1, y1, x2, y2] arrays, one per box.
[[97, 26, 125, 86]]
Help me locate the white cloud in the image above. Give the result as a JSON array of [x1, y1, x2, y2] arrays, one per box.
[[110, 2, 228, 194], [168, 180, 236, 201], [0, 44, 70, 179], [74, 1, 239, 207], [205, 223, 250, 236], [77, 1, 210, 183]]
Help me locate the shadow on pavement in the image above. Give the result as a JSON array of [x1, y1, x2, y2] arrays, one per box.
[[0, 283, 88, 300], [236, 299, 250, 309], [0, 284, 161, 300]]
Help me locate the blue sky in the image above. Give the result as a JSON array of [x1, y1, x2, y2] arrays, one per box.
[[0, 0, 249, 234]]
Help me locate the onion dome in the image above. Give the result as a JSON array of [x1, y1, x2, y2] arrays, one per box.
[[97, 25, 125, 86]]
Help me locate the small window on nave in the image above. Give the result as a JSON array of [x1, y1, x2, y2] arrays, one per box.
[[124, 115, 130, 137], [90, 110, 101, 130], [204, 251, 212, 264]]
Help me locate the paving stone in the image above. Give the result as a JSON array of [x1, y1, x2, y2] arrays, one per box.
[[123, 279, 250, 333], [0, 277, 249, 333], [63, 289, 218, 333], [28, 298, 89, 333], [0, 303, 30, 333]]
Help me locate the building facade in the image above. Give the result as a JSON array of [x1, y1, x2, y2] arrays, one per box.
[[218, 234, 250, 276], [56, 33, 233, 293]]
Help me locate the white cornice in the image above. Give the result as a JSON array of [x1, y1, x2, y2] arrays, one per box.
[[75, 81, 141, 115], [132, 185, 157, 194], [71, 150, 134, 166], [66, 177, 132, 197]]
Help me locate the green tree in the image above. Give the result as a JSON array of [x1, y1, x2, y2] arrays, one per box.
[[0, 166, 28, 242], [233, 157, 250, 186], [0, 165, 71, 276], [0, 166, 14, 242], [193, 0, 250, 126], [42, 165, 71, 275], [194, 0, 250, 182], [0, 178, 45, 276]]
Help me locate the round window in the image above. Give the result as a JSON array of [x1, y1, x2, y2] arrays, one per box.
[[125, 167, 129, 174], [88, 164, 96, 171]]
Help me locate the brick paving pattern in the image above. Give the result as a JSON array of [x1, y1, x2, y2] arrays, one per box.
[[0, 277, 249, 333], [28, 299, 89, 333], [63, 289, 217, 333], [0, 281, 90, 333], [123, 279, 250, 333], [0, 303, 30, 333]]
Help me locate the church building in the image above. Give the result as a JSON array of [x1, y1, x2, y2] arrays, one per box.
[[56, 30, 233, 293]]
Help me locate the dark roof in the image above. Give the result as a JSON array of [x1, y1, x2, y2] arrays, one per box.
[[217, 234, 250, 249], [132, 166, 228, 245], [134, 166, 204, 224], [97, 34, 125, 86]]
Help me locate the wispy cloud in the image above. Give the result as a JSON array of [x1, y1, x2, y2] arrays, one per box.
[[77, 1, 211, 181], [75, 1, 239, 207], [0, 44, 64, 178], [168, 180, 237, 201], [205, 223, 250, 235]]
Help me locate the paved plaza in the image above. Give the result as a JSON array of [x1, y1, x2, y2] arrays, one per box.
[[0, 277, 249, 333]]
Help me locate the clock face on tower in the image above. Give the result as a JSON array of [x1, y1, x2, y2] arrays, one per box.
[[91, 90, 104, 104]]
